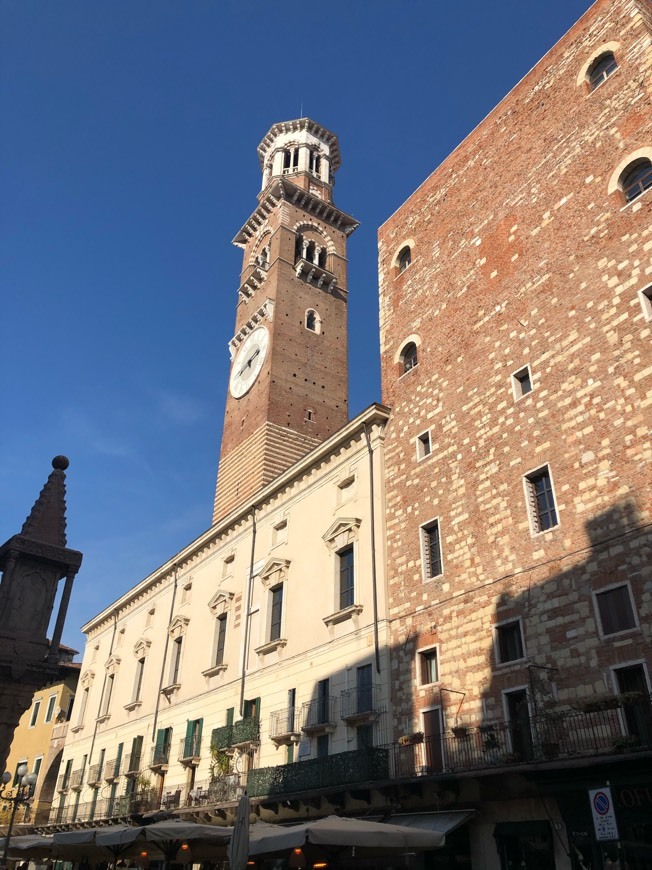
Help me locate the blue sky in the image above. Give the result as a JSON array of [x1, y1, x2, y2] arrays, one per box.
[[1, 0, 593, 653]]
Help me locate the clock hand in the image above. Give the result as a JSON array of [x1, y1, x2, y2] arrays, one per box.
[[238, 347, 260, 377]]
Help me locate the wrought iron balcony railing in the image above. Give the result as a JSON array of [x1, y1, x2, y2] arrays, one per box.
[[340, 684, 382, 722], [151, 744, 171, 768], [122, 752, 142, 776], [179, 735, 202, 763], [86, 763, 102, 786], [270, 708, 301, 741], [103, 757, 121, 781], [69, 768, 85, 790], [49, 789, 159, 824], [301, 697, 337, 733]]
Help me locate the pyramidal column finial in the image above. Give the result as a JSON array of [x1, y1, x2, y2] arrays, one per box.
[[20, 455, 70, 547]]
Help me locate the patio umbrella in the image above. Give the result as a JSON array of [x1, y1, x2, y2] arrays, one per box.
[[143, 817, 232, 868], [227, 792, 250, 870], [52, 825, 148, 865], [248, 816, 445, 857], [0, 834, 53, 860]]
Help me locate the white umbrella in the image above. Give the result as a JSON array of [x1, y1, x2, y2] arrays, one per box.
[[248, 816, 445, 857], [227, 792, 251, 870]]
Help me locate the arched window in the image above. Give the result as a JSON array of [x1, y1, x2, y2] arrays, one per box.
[[283, 148, 299, 174], [587, 52, 618, 91], [620, 159, 652, 203], [398, 246, 412, 274], [309, 151, 321, 176], [305, 309, 321, 333], [401, 342, 418, 373]]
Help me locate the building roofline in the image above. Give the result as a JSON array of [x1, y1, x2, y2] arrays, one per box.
[[379, 0, 601, 230], [81, 402, 390, 634]]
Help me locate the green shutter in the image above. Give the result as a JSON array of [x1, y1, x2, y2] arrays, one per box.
[[195, 718, 203, 744], [226, 707, 234, 727], [155, 729, 166, 752]]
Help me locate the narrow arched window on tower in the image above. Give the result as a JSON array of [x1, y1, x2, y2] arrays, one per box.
[[401, 342, 418, 373], [283, 148, 299, 174], [309, 151, 321, 177], [398, 246, 412, 274], [305, 309, 321, 333], [620, 159, 652, 203], [587, 52, 618, 91]]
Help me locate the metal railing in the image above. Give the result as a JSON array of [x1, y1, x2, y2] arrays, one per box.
[[151, 744, 171, 767], [340, 684, 381, 720], [301, 697, 336, 730], [86, 763, 102, 785], [122, 752, 142, 776], [103, 757, 121, 780], [69, 768, 84, 790], [49, 789, 159, 824], [178, 735, 202, 761], [270, 708, 300, 738]]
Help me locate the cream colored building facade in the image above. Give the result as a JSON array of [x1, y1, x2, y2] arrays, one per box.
[[52, 406, 389, 824]]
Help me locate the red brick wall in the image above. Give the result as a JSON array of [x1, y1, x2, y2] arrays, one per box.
[[378, 0, 652, 734]]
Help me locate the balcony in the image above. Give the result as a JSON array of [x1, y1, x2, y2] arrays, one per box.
[[49, 790, 159, 824], [294, 258, 336, 293], [69, 768, 85, 791], [103, 757, 121, 782], [179, 735, 202, 766], [301, 697, 337, 735], [150, 744, 171, 770], [122, 752, 142, 777], [269, 708, 301, 746], [249, 747, 389, 798], [211, 724, 233, 751], [340, 684, 383, 726], [87, 763, 102, 786], [56, 773, 71, 792], [233, 716, 260, 747]]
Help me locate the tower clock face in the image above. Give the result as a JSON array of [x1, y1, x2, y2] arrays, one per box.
[[229, 326, 269, 398]]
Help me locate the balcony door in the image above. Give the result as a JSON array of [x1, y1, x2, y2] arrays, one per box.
[[422, 708, 443, 773], [505, 689, 533, 761], [614, 664, 652, 745], [357, 664, 373, 715]]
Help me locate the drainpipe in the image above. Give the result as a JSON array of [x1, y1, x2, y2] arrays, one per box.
[[239, 506, 257, 716], [364, 423, 381, 676], [151, 565, 180, 742]]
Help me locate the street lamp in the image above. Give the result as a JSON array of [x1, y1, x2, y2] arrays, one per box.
[[0, 764, 38, 868]]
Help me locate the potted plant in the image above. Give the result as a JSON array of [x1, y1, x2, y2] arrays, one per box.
[[398, 731, 424, 746], [452, 725, 468, 739]]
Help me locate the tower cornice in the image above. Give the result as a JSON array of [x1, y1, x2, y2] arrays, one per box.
[[232, 179, 359, 247], [257, 118, 341, 173]]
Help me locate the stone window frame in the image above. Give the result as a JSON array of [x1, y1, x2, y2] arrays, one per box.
[[203, 591, 234, 676], [395, 334, 421, 378], [161, 615, 189, 695], [124, 639, 151, 711], [292, 221, 335, 271], [592, 581, 640, 639], [638, 284, 652, 322], [391, 238, 415, 276], [576, 41, 621, 93], [608, 147, 652, 207], [336, 471, 357, 506], [44, 693, 58, 724], [416, 643, 440, 688], [271, 516, 289, 549], [322, 518, 363, 625], [522, 463, 560, 536], [416, 428, 432, 461], [305, 308, 322, 334], [29, 698, 41, 729], [255, 558, 290, 655], [71, 670, 94, 732], [420, 516, 443, 581], [511, 364, 533, 400], [609, 659, 651, 695], [493, 617, 526, 666]]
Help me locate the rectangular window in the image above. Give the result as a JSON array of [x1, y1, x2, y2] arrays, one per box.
[[29, 700, 41, 728], [317, 678, 330, 724], [32, 756, 43, 788], [639, 285, 652, 321], [287, 688, 296, 732], [316, 734, 329, 758], [44, 695, 57, 724], [100, 675, 114, 717], [65, 694, 75, 721], [170, 637, 183, 685], [77, 688, 89, 726], [133, 658, 145, 702], [180, 582, 192, 605], [512, 365, 533, 398], [357, 664, 373, 713], [595, 584, 637, 636], [338, 546, 355, 610], [496, 620, 525, 664], [524, 466, 558, 532], [214, 614, 227, 665], [222, 554, 235, 578], [419, 647, 439, 685], [416, 430, 432, 459], [272, 519, 288, 547], [422, 520, 443, 579], [270, 585, 284, 641], [146, 607, 155, 627]]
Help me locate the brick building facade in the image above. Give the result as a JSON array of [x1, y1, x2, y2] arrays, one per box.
[[378, 0, 651, 867]]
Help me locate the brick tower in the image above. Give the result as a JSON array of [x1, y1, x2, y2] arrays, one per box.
[[213, 119, 358, 524]]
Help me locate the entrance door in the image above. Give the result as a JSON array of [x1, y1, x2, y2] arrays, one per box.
[[614, 664, 652, 746], [423, 708, 443, 773], [505, 689, 534, 761]]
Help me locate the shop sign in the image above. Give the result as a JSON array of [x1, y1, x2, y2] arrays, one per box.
[[589, 787, 620, 842]]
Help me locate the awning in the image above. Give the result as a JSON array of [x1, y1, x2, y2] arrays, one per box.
[[387, 811, 475, 836]]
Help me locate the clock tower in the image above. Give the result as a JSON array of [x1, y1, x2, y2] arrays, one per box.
[[213, 119, 359, 524]]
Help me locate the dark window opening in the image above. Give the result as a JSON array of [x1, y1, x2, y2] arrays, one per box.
[[270, 585, 283, 641], [419, 648, 439, 685], [398, 246, 412, 273], [588, 52, 618, 90], [496, 620, 524, 663], [338, 546, 355, 610], [526, 467, 558, 532], [596, 585, 636, 635], [423, 521, 442, 578], [401, 342, 418, 373], [621, 159, 652, 203]]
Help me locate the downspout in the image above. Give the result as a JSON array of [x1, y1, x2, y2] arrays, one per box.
[[151, 564, 180, 742], [364, 424, 381, 675], [239, 505, 257, 716], [86, 609, 118, 776]]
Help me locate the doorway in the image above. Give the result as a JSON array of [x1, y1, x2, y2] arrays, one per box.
[[504, 689, 534, 761]]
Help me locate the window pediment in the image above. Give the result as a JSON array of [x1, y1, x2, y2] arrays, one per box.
[[133, 638, 151, 658], [105, 655, 121, 674], [323, 518, 361, 551], [169, 615, 190, 638], [208, 590, 235, 615], [80, 670, 95, 688], [259, 557, 291, 588]]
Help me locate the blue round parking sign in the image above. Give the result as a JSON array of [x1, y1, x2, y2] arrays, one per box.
[[593, 791, 610, 815]]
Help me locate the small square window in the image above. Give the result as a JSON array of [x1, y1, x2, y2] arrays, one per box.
[[421, 520, 443, 579], [222, 554, 235, 578], [524, 465, 558, 533], [337, 474, 356, 504], [145, 608, 155, 628], [418, 647, 439, 685], [512, 366, 533, 399], [595, 584, 637, 636], [495, 620, 525, 664], [416, 430, 432, 460], [272, 519, 288, 547], [181, 582, 192, 605], [638, 286, 652, 322]]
